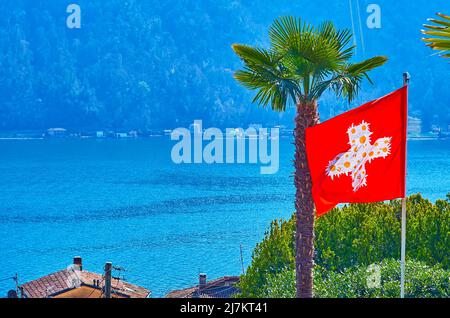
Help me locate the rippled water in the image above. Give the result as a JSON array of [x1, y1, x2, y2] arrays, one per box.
[[0, 138, 448, 297]]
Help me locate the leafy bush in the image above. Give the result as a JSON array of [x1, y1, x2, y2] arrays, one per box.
[[262, 268, 296, 298], [238, 219, 296, 297], [263, 259, 450, 298], [238, 194, 450, 297], [316, 194, 450, 271]]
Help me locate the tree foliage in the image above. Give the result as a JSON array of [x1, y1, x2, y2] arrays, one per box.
[[422, 13, 450, 58], [238, 218, 296, 297], [238, 194, 450, 297], [263, 259, 450, 298], [0, 1, 448, 131], [232, 17, 387, 109]]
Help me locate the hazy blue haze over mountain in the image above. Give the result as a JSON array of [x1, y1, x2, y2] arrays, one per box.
[[0, 0, 448, 131]]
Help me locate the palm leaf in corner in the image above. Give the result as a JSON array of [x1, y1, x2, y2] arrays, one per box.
[[422, 13, 450, 58]]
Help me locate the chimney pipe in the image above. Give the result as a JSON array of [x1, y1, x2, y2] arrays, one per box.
[[199, 273, 207, 290], [7, 290, 18, 298], [73, 256, 82, 271], [104, 262, 112, 298]]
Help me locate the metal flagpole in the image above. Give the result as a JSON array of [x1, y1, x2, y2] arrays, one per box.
[[400, 72, 410, 298]]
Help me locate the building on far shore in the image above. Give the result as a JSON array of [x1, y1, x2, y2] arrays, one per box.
[[408, 116, 422, 137], [165, 274, 240, 298], [128, 130, 138, 138], [17, 257, 150, 298], [46, 128, 67, 137], [114, 132, 129, 138]]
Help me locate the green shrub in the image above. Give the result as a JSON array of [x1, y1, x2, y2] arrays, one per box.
[[316, 194, 450, 271], [263, 259, 450, 298], [238, 194, 450, 297], [238, 218, 296, 297], [262, 268, 296, 298]]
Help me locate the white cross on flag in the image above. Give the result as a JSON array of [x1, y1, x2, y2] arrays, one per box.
[[306, 87, 408, 216]]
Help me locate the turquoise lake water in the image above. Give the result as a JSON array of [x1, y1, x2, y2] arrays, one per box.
[[0, 138, 449, 297]]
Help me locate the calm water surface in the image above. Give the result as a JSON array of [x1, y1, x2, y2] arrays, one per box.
[[0, 138, 448, 296]]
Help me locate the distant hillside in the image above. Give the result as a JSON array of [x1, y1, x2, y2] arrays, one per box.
[[0, 0, 448, 131]]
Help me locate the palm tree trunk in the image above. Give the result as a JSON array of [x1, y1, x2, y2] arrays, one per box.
[[294, 100, 319, 298]]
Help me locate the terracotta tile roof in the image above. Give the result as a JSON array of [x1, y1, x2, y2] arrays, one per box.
[[53, 286, 125, 298], [20, 269, 150, 298], [165, 276, 240, 298]]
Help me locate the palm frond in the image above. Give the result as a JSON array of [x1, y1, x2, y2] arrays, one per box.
[[232, 16, 387, 109], [346, 56, 388, 83], [422, 13, 450, 58], [311, 56, 388, 102], [232, 44, 300, 111], [232, 44, 280, 68]]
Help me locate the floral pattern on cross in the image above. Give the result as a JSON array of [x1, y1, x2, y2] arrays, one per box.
[[326, 121, 392, 192]]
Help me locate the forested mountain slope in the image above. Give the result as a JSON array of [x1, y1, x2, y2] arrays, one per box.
[[0, 0, 448, 131]]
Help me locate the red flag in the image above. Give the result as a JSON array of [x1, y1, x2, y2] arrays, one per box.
[[306, 87, 408, 217]]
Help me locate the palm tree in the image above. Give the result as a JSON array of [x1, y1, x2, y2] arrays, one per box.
[[422, 13, 450, 58], [232, 17, 387, 298]]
